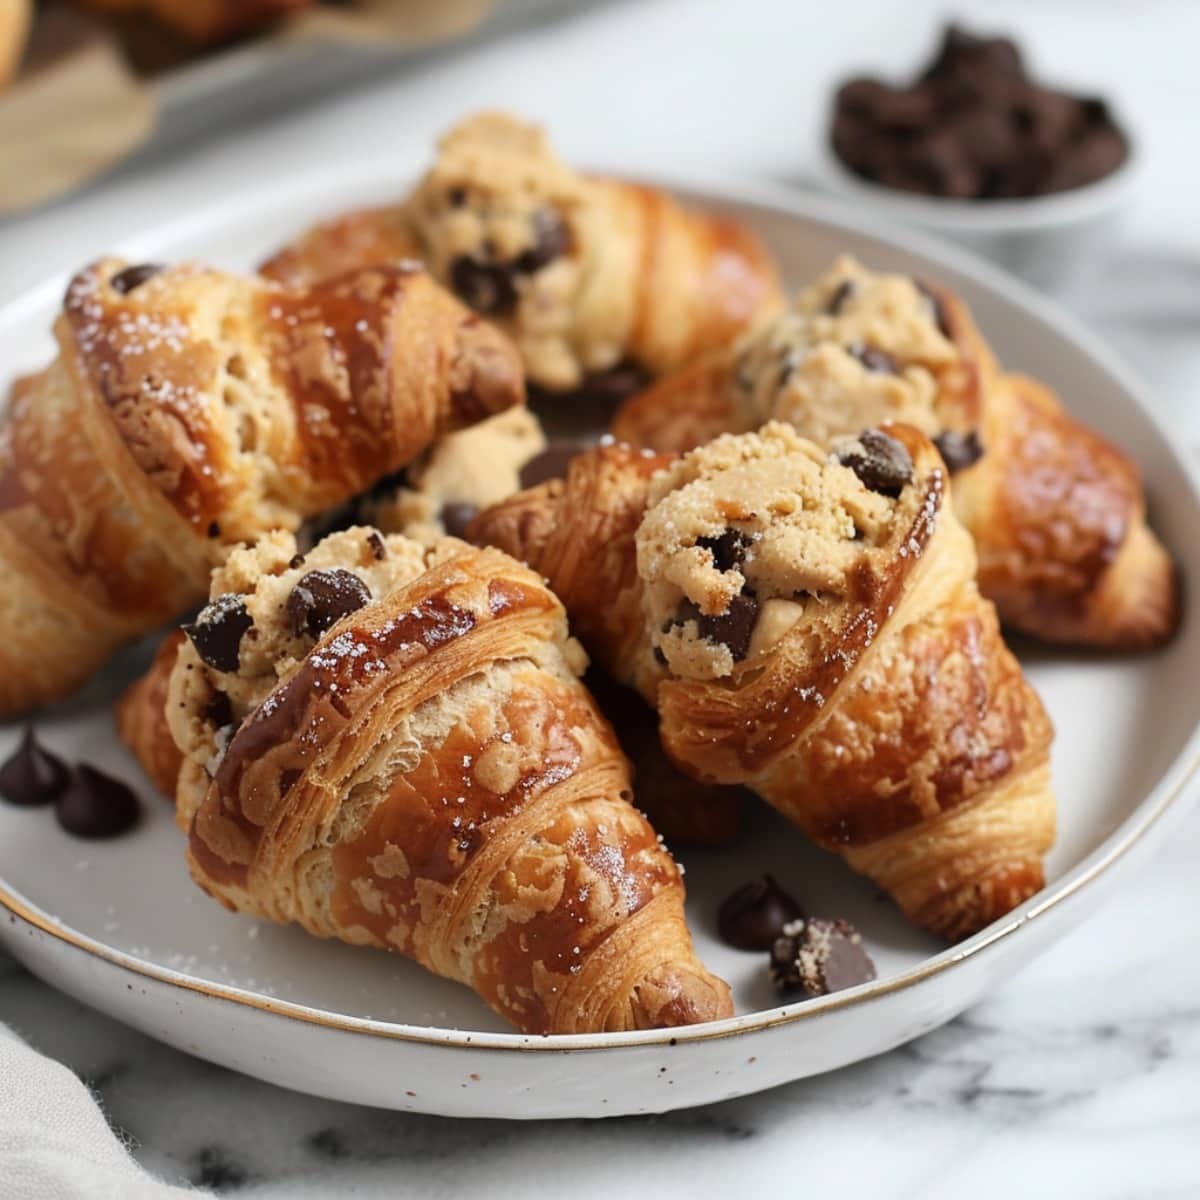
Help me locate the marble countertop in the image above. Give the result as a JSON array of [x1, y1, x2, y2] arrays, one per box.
[[2, 0, 1199, 1195]]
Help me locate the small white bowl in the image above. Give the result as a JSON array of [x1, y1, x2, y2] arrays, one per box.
[[814, 133, 1142, 292]]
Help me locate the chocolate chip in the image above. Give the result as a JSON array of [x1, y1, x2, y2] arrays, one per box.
[[203, 690, 233, 730], [287, 569, 371, 638], [696, 529, 755, 574], [847, 342, 899, 374], [110, 263, 164, 294], [366, 531, 387, 561], [450, 256, 518, 316], [673, 594, 760, 662], [182, 595, 254, 673], [289, 554, 307, 570], [55, 765, 141, 839], [769, 917, 876, 998], [0, 728, 70, 807], [915, 281, 953, 338], [447, 186, 468, 207], [518, 441, 585, 489], [441, 501, 480, 540], [933, 428, 985, 473], [837, 429, 914, 499], [827, 279, 856, 315], [514, 210, 572, 274], [718, 876, 805, 951]]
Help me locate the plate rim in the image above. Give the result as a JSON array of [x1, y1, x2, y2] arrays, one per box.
[[2, 167, 1198, 1055]]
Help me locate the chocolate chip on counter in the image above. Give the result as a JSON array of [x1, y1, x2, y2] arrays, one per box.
[[55, 765, 141, 839], [441, 501, 480, 540], [827, 279, 856, 315], [182, 595, 254, 674], [718, 876, 805, 951], [933, 429, 985, 473], [769, 917, 876, 998], [696, 529, 756, 574], [836, 429, 915, 498], [518, 441, 585, 490], [287, 569, 371, 638], [847, 342, 899, 374], [0, 728, 70, 807], [514, 210, 572, 274], [365, 531, 387, 561], [450, 256, 518, 316], [674, 594, 760, 663], [110, 263, 164, 294]]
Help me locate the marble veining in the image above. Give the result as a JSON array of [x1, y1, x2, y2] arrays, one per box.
[[1, 0, 1199, 1195]]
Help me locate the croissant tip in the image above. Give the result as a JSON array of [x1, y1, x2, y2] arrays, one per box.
[[1097, 524, 1181, 652]]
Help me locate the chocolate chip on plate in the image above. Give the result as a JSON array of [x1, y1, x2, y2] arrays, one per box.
[[519, 441, 585, 490], [450, 256, 518, 316], [55, 765, 141, 839], [182, 594, 254, 674], [847, 342, 899, 374], [0, 728, 70, 807], [933, 428, 985, 473], [110, 263, 164, 294], [718, 875, 805, 951], [287, 568, 371, 638], [674, 594, 760, 663], [514, 209, 572, 274], [769, 917, 877, 998], [836, 429, 914, 499], [441, 501, 480, 540], [696, 529, 756, 574]]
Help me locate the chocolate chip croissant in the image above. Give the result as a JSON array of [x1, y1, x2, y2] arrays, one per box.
[[610, 256, 1178, 650], [160, 526, 731, 1035], [473, 423, 1057, 940], [261, 111, 782, 398], [0, 257, 522, 717]]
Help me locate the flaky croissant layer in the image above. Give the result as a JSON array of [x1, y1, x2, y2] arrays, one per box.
[[163, 527, 731, 1035], [0, 257, 522, 717]]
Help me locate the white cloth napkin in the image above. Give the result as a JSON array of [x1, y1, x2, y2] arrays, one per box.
[[0, 1021, 201, 1200]]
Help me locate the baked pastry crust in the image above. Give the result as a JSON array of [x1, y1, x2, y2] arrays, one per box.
[[262, 112, 782, 394], [0, 257, 522, 716], [610, 256, 1177, 649], [474, 424, 1056, 939], [160, 527, 731, 1035]]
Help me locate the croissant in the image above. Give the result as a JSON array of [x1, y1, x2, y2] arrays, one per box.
[[261, 111, 782, 397], [153, 525, 731, 1034], [610, 256, 1177, 650], [115, 630, 186, 798], [473, 423, 1057, 939], [0, 257, 521, 717]]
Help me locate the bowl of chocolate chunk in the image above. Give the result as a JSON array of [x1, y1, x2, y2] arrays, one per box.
[[820, 23, 1139, 288]]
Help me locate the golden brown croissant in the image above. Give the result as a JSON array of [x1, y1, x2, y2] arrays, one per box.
[[261, 112, 782, 397], [474, 423, 1056, 940], [0, 257, 521, 717], [158, 526, 731, 1035], [610, 256, 1177, 650]]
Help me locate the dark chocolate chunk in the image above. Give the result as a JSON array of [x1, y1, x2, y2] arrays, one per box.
[[203, 689, 234, 730], [718, 875, 805, 951], [915, 281, 953, 339], [110, 263, 164, 294], [847, 342, 899, 374], [55, 766, 141, 839], [769, 917, 876, 998], [365, 531, 387, 561], [447, 186, 468, 208], [827, 279, 856, 315], [519, 441, 585, 490], [289, 554, 307, 570], [674, 594, 760, 662], [836, 429, 914, 498], [287, 569, 371, 638], [514, 210, 572, 274], [696, 529, 755, 574], [0, 728, 70, 807], [933, 428, 985, 473], [441, 501, 480, 540], [450, 256, 518, 316], [182, 594, 253, 674]]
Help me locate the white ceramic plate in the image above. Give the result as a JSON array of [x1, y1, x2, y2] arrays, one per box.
[[1, 169, 1197, 1119]]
